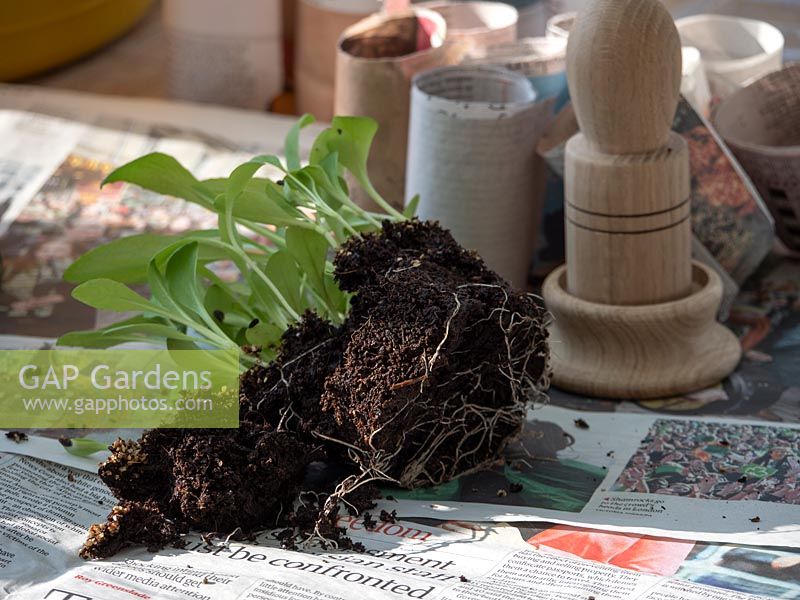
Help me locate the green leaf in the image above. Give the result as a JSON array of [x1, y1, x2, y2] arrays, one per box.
[[325, 274, 350, 316], [203, 178, 302, 227], [72, 279, 158, 313], [204, 288, 244, 340], [247, 275, 291, 330], [404, 194, 420, 218], [64, 231, 229, 284], [285, 114, 315, 171], [245, 320, 284, 349], [285, 227, 330, 307], [58, 329, 154, 349], [63, 438, 109, 458], [58, 314, 200, 348], [310, 116, 377, 179], [227, 155, 285, 206], [64, 234, 181, 284], [309, 116, 402, 218], [166, 338, 241, 375], [318, 150, 340, 191], [103, 323, 196, 343], [204, 283, 254, 323], [162, 243, 233, 341], [103, 153, 212, 209], [214, 192, 295, 327], [147, 260, 192, 321], [296, 164, 346, 212], [264, 251, 302, 311], [162, 242, 213, 325]]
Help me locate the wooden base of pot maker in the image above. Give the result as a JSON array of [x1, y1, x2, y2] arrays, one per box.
[[542, 261, 741, 399]]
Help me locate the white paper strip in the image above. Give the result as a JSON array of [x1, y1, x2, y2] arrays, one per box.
[[546, 10, 576, 39], [676, 14, 784, 100], [680, 46, 712, 115]]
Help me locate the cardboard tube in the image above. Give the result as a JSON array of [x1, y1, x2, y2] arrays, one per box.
[[714, 65, 800, 251], [406, 65, 552, 288], [335, 9, 454, 211], [295, 0, 380, 121]]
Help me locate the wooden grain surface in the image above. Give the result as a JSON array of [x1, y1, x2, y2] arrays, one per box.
[[563, 0, 691, 305]]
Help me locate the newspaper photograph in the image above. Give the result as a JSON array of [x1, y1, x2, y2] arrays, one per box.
[[386, 405, 800, 548], [0, 108, 266, 340], [514, 520, 800, 598], [0, 450, 785, 600]]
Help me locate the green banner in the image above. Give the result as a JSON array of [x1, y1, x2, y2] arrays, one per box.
[[0, 349, 240, 428]]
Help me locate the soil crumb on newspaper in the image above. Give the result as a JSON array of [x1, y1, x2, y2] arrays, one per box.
[[81, 221, 550, 559], [5, 431, 28, 443]]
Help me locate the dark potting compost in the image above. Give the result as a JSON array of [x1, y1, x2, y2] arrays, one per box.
[[80, 220, 550, 559]]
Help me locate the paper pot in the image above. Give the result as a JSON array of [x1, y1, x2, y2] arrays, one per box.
[[714, 65, 800, 251], [463, 37, 569, 285], [416, 1, 518, 50], [406, 65, 552, 288], [335, 8, 454, 211], [463, 36, 568, 106], [675, 14, 784, 100], [295, 0, 381, 121], [162, 0, 283, 109]]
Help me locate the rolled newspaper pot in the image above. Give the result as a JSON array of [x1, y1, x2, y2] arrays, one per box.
[[545, 11, 575, 39], [406, 66, 550, 287], [463, 36, 567, 106], [295, 0, 380, 121], [416, 1, 518, 50], [335, 9, 452, 211], [714, 65, 800, 251], [675, 15, 784, 100], [162, 0, 283, 109], [680, 46, 712, 116]]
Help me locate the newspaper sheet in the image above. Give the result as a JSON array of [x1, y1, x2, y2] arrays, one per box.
[[2, 403, 798, 550], [384, 406, 800, 548], [0, 451, 777, 600], [0, 85, 797, 596], [0, 95, 323, 340]]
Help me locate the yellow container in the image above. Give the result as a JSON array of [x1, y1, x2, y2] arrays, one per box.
[[0, 0, 154, 81]]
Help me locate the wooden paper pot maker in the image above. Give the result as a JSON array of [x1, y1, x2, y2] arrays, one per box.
[[542, 0, 741, 399]]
